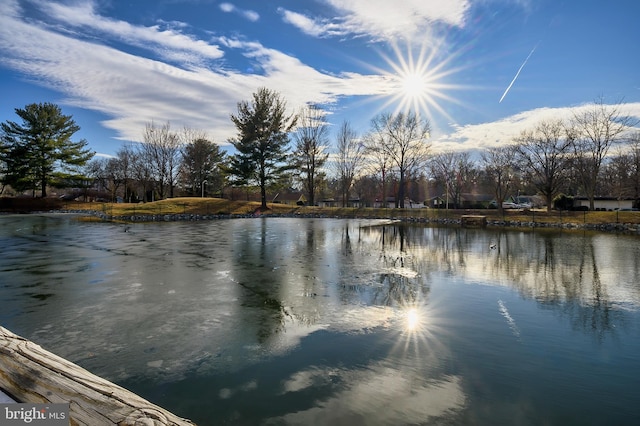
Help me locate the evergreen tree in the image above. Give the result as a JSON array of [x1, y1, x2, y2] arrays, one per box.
[[228, 88, 296, 210], [180, 138, 226, 197], [0, 102, 94, 197]]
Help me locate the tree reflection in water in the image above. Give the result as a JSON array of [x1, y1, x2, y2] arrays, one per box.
[[352, 222, 639, 345], [2, 216, 639, 425]]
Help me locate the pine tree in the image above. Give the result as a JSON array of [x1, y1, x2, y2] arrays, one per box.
[[228, 88, 297, 210], [1, 102, 94, 197]]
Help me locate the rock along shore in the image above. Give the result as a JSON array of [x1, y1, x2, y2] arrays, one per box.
[[55, 209, 640, 235]]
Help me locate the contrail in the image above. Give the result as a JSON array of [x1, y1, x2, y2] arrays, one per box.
[[499, 42, 539, 103], [498, 299, 520, 339]]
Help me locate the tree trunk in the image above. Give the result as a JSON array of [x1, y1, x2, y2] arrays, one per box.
[[398, 171, 405, 208], [0, 326, 195, 425], [260, 181, 267, 210]]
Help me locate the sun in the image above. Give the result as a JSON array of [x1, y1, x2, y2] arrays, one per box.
[[400, 71, 429, 100], [373, 38, 466, 123]]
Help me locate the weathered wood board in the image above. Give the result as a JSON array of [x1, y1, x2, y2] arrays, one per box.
[[461, 215, 487, 227], [0, 326, 195, 425]]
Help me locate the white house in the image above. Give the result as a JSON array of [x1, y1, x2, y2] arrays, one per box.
[[573, 197, 634, 211]]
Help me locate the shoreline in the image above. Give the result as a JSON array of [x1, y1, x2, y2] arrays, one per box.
[[51, 208, 640, 235]]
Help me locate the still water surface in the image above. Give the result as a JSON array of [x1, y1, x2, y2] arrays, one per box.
[[1, 214, 640, 425]]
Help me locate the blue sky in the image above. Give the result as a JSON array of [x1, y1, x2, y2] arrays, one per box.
[[1, 0, 639, 158]]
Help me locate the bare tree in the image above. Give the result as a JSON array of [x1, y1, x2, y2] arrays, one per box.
[[369, 112, 431, 208], [85, 144, 136, 202], [140, 121, 181, 199], [114, 144, 136, 202], [363, 126, 393, 208], [513, 119, 572, 211], [85, 158, 112, 198], [131, 147, 154, 202], [429, 151, 474, 209], [481, 146, 519, 213], [569, 98, 637, 210], [333, 121, 365, 207], [352, 174, 379, 207], [604, 132, 640, 206], [628, 132, 640, 207], [292, 105, 330, 206]]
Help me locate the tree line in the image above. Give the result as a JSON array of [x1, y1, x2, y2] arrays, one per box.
[[1, 92, 638, 212]]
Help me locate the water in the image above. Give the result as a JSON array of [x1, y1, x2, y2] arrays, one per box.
[[1, 214, 639, 425]]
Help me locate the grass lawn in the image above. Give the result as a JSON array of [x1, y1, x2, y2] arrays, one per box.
[[60, 197, 640, 226]]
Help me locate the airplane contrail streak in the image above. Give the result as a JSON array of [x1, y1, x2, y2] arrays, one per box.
[[499, 42, 539, 103]]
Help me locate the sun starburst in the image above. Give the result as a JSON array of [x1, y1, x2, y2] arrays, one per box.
[[368, 37, 470, 126]]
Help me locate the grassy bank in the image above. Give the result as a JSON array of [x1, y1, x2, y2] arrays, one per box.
[[59, 197, 640, 226]]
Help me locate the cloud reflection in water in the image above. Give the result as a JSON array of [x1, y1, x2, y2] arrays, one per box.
[[269, 363, 466, 425]]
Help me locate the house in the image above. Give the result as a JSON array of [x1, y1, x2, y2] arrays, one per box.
[[227, 188, 307, 206], [373, 196, 424, 208], [427, 196, 446, 209], [460, 193, 494, 209], [317, 198, 337, 208], [514, 195, 545, 208], [272, 192, 306, 206], [373, 197, 396, 208], [427, 193, 493, 209], [573, 197, 634, 211]]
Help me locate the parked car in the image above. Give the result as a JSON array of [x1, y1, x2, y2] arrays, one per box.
[[502, 202, 517, 209]]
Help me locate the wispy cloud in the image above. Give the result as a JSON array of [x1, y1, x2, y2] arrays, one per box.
[[435, 102, 640, 152], [0, 0, 386, 148], [278, 9, 346, 38], [3, 0, 635, 158], [271, 364, 465, 424], [219, 2, 259, 22], [282, 0, 470, 41], [39, 0, 224, 65]]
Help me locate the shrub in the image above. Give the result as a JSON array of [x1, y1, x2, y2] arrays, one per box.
[[553, 194, 574, 210]]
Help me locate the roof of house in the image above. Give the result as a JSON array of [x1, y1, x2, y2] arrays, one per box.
[[573, 196, 635, 201]]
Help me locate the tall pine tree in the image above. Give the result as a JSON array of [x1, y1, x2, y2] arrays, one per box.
[[228, 88, 296, 211], [1, 103, 94, 197]]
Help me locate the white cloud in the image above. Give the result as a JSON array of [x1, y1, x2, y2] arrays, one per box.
[[4, 0, 634, 157], [39, 0, 224, 64], [283, 0, 470, 41], [219, 2, 259, 22], [278, 8, 345, 38], [219, 3, 234, 13], [434, 102, 640, 152], [270, 364, 466, 424], [0, 0, 387, 148]]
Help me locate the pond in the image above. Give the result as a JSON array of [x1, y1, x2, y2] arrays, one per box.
[[1, 214, 640, 425]]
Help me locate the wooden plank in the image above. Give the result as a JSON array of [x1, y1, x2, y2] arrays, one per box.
[[0, 326, 195, 425], [461, 215, 487, 227]]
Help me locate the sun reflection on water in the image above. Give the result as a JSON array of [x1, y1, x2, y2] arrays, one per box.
[[389, 299, 449, 367], [405, 307, 421, 332]]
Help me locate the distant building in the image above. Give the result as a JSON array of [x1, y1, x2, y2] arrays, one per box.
[[272, 192, 306, 206], [573, 197, 634, 211], [460, 193, 494, 209], [426, 196, 446, 208], [226, 188, 307, 206], [316, 198, 334, 208], [373, 197, 424, 208]]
